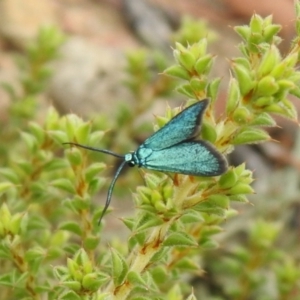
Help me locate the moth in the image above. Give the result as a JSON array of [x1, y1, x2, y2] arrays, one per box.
[[64, 99, 227, 223]]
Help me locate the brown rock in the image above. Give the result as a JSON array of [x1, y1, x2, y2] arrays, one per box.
[[0, 0, 57, 47]]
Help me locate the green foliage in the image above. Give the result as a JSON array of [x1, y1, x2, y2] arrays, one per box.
[[172, 16, 218, 46], [1, 10, 300, 300], [0, 26, 65, 165]]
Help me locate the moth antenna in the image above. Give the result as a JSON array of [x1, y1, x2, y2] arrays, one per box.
[[63, 142, 124, 159], [98, 160, 127, 225]]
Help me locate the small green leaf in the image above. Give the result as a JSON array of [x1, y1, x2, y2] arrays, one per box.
[[231, 63, 255, 96], [163, 232, 198, 247], [254, 96, 274, 107], [232, 106, 252, 124], [263, 24, 282, 43], [229, 183, 254, 195], [0, 182, 14, 194], [48, 130, 69, 144], [219, 169, 238, 189], [1, 82, 17, 99], [145, 173, 167, 189], [111, 248, 128, 286], [202, 122, 217, 143], [176, 84, 195, 98], [135, 212, 163, 232], [0, 168, 19, 184], [44, 158, 68, 172], [180, 210, 204, 224], [191, 38, 208, 57], [250, 14, 263, 33], [207, 194, 230, 209], [235, 25, 251, 41], [85, 163, 106, 182], [193, 201, 225, 216], [173, 257, 201, 271], [194, 54, 214, 74], [29, 122, 45, 144], [0, 272, 19, 287], [63, 195, 90, 212], [256, 76, 279, 96], [9, 213, 24, 235], [290, 85, 300, 98], [82, 272, 106, 291], [27, 215, 48, 231], [88, 177, 105, 195], [65, 114, 80, 139], [278, 99, 297, 120], [65, 148, 83, 166], [201, 239, 219, 249], [25, 247, 45, 263], [186, 291, 197, 300], [0, 203, 12, 228], [83, 235, 99, 251], [88, 131, 105, 146], [207, 77, 221, 102], [53, 266, 69, 280], [128, 231, 147, 247], [60, 290, 81, 300], [150, 247, 169, 263], [230, 194, 249, 202], [62, 281, 81, 292], [189, 78, 207, 92], [164, 65, 190, 80], [232, 127, 270, 144], [249, 113, 276, 126], [174, 43, 196, 71], [201, 224, 223, 236], [257, 45, 281, 77], [59, 222, 82, 236], [127, 270, 147, 287], [131, 297, 154, 300], [74, 249, 92, 272], [17, 159, 33, 174], [226, 78, 241, 115], [67, 258, 82, 281], [48, 246, 65, 260], [167, 284, 183, 299], [151, 266, 168, 283], [76, 122, 91, 143], [51, 178, 75, 194], [20, 132, 38, 153], [93, 293, 112, 300], [121, 217, 135, 231]]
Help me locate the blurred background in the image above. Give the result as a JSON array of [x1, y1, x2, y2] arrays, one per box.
[[0, 0, 297, 117]]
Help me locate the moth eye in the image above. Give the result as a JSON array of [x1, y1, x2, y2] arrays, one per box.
[[128, 161, 135, 167]]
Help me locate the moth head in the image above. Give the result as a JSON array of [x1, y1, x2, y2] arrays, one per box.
[[125, 153, 135, 167]]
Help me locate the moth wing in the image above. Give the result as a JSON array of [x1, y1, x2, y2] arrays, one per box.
[[143, 141, 227, 176], [143, 99, 209, 150]]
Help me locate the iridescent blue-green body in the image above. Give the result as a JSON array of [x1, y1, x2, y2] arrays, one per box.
[[64, 99, 227, 224], [125, 99, 226, 175]]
